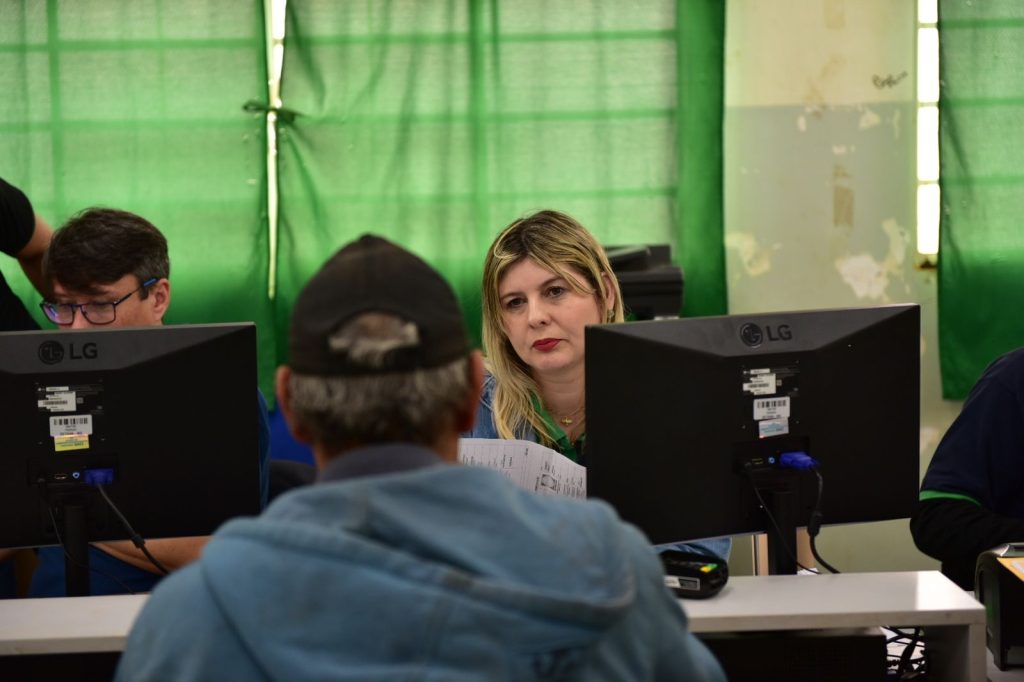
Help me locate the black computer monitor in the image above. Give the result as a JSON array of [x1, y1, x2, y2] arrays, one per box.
[[0, 323, 262, 594], [585, 304, 920, 574]]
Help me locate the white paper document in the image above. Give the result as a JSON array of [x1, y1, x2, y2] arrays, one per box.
[[457, 438, 586, 499]]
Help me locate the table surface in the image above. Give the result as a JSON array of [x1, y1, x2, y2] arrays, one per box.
[[682, 570, 985, 633], [0, 594, 147, 655], [0, 570, 994, 665]]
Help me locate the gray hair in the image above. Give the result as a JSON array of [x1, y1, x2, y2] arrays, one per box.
[[288, 312, 472, 449]]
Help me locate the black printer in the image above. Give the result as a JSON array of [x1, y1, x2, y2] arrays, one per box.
[[976, 543, 1024, 670], [604, 244, 684, 320]]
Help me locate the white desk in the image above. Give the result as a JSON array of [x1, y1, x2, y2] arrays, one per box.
[[683, 570, 986, 682], [0, 594, 146, 655], [0, 571, 999, 682]]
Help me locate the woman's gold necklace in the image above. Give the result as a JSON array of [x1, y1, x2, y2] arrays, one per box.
[[559, 404, 585, 427]]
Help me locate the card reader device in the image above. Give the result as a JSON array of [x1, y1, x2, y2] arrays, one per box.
[[660, 549, 728, 599]]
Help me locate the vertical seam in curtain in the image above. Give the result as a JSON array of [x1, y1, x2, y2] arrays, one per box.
[[45, 0, 65, 214], [263, 0, 279, 301], [468, 0, 489, 234]]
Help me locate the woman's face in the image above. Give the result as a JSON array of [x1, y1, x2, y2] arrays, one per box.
[[497, 257, 610, 378]]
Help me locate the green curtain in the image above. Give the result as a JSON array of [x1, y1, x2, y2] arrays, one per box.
[[0, 0, 276, 400], [938, 1, 1024, 398], [275, 0, 727, 357], [1, 0, 726, 400]]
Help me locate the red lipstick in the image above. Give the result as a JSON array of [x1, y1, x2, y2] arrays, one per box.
[[533, 338, 560, 352]]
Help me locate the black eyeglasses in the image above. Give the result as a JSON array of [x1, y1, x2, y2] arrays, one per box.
[[40, 278, 158, 326]]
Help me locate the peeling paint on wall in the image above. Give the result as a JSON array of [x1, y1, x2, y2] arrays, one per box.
[[835, 253, 888, 299], [834, 217, 910, 300], [833, 164, 854, 228], [859, 106, 881, 129], [725, 232, 781, 277]]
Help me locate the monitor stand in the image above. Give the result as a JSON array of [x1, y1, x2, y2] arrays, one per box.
[[44, 487, 94, 597], [764, 487, 798, 575], [60, 499, 92, 596], [750, 469, 801, 575]]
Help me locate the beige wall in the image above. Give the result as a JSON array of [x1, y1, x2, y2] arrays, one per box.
[[723, 0, 962, 575]]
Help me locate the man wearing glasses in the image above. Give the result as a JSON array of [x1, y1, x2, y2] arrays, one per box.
[[40, 208, 170, 330], [41, 276, 160, 328], [27, 207, 270, 597]]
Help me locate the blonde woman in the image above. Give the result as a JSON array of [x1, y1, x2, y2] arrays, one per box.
[[467, 209, 731, 560], [467, 209, 620, 462]]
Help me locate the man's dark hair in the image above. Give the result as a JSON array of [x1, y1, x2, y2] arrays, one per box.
[[43, 208, 170, 297]]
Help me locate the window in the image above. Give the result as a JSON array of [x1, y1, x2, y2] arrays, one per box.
[[917, 0, 939, 262]]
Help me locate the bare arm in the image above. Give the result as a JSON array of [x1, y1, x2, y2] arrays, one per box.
[[96, 536, 209, 574], [16, 214, 53, 296]]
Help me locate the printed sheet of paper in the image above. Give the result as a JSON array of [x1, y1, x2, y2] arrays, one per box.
[[998, 557, 1024, 583], [457, 438, 586, 499]]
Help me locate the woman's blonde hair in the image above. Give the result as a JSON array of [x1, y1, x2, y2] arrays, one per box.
[[482, 209, 625, 447]]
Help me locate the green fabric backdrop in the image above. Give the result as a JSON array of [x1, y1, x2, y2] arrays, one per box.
[[938, 0, 1024, 398], [274, 0, 727, 358], [2, 0, 726, 403], [0, 0, 277, 399]]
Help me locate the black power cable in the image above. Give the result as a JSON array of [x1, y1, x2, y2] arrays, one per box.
[[756, 458, 926, 679], [807, 469, 840, 574], [96, 484, 169, 576], [885, 626, 928, 678], [46, 505, 137, 595]]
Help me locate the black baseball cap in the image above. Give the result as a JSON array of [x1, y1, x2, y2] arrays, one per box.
[[289, 234, 470, 376]]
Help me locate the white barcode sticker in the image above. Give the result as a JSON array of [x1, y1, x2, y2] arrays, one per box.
[[49, 414, 93, 437], [38, 391, 76, 412], [743, 373, 777, 395], [753, 396, 790, 420]]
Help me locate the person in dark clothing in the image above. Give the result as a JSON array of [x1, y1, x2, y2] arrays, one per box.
[[0, 176, 52, 331], [911, 348, 1024, 589], [0, 176, 53, 597]]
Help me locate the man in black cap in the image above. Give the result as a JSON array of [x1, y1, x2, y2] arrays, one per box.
[[116, 235, 725, 681]]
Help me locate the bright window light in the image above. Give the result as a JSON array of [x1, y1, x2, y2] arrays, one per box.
[[916, 2, 940, 260], [918, 0, 937, 25], [918, 28, 939, 104]]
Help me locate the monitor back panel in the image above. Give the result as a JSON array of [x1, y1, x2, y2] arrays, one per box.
[[585, 305, 920, 544]]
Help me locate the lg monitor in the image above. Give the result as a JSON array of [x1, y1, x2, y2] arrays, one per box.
[[0, 323, 262, 594], [585, 304, 920, 574]]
